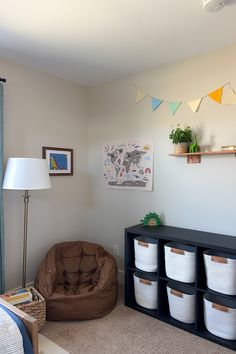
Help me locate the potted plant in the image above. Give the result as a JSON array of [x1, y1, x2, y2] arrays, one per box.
[[169, 125, 192, 153]]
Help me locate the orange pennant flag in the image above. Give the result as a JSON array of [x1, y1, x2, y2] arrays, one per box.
[[208, 87, 223, 104]]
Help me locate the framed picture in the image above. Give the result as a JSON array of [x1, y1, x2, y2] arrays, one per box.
[[42, 147, 73, 176]]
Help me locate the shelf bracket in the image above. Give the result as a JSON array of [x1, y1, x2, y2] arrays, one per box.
[[187, 155, 201, 164]]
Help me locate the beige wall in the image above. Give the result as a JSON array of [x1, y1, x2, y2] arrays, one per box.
[[0, 58, 89, 290], [2, 44, 236, 288], [88, 44, 236, 271]]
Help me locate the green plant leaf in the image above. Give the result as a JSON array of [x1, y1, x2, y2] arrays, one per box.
[[169, 126, 192, 144]]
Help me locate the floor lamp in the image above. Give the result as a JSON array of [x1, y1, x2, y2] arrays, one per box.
[[2, 158, 51, 289]]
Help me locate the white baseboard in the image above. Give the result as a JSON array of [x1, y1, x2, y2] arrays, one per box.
[[27, 281, 34, 288], [118, 269, 124, 285], [6, 281, 34, 292]]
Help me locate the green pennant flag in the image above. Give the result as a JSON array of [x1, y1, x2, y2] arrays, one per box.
[[169, 101, 181, 116]]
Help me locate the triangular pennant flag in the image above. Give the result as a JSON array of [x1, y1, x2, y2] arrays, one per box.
[[169, 101, 181, 116], [208, 87, 223, 104], [136, 88, 147, 103], [223, 89, 236, 106], [188, 98, 202, 113], [151, 97, 162, 111]]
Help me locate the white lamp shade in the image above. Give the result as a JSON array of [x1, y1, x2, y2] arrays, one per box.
[[2, 158, 51, 190]]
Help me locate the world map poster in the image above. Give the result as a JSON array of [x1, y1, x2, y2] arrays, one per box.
[[103, 139, 153, 191]]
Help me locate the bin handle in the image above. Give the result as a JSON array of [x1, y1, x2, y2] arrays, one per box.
[[211, 256, 228, 264], [139, 278, 152, 286], [212, 303, 228, 312], [138, 241, 149, 248], [171, 289, 183, 298], [171, 247, 185, 255]]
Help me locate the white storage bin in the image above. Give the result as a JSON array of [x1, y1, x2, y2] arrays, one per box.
[[164, 242, 195, 283], [204, 293, 236, 340], [204, 250, 236, 295], [133, 272, 158, 310], [167, 283, 195, 324], [134, 236, 158, 272]]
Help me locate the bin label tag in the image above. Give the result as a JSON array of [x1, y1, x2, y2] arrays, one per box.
[[139, 278, 152, 286], [171, 247, 185, 255], [138, 241, 149, 248], [171, 289, 183, 298], [211, 256, 227, 264], [212, 303, 228, 312]]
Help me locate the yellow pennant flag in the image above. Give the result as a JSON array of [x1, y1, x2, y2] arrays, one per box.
[[208, 87, 223, 104], [136, 88, 147, 103], [188, 98, 202, 113], [223, 89, 236, 106]]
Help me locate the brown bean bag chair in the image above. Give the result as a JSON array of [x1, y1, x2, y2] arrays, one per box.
[[34, 241, 118, 321]]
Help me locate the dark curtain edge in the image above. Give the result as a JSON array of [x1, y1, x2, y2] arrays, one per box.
[[0, 82, 5, 293]]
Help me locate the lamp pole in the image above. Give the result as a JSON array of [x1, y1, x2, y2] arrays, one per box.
[[22, 190, 30, 289]]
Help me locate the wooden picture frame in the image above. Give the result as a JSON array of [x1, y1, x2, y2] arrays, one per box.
[[42, 146, 73, 176]]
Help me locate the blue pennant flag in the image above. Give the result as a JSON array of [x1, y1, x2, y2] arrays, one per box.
[[151, 97, 162, 111]]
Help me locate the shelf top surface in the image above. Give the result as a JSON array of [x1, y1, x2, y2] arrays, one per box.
[[169, 150, 236, 157], [125, 224, 236, 252]]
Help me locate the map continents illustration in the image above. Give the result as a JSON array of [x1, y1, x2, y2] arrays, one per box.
[[103, 140, 153, 191]]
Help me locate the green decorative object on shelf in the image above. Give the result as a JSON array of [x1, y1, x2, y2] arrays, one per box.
[[141, 212, 162, 227], [189, 135, 200, 153]]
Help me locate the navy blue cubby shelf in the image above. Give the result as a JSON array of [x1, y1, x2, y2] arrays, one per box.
[[125, 224, 236, 351]]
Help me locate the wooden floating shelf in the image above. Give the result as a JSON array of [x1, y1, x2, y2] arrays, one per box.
[[169, 150, 236, 164]]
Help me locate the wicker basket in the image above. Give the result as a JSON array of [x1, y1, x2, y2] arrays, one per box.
[[17, 287, 46, 331]]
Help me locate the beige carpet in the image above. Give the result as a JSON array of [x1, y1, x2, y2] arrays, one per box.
[[41, 288, 233, 354]]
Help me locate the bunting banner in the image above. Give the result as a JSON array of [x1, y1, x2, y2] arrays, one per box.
[[152, 97, 162, 111], [133, 82, 236, 116], [223, 89, 236, 106], [136, 89, 146, 103], [207, 87, 223, 104], [188, 98, 202, 113], [169, 102, 181, 116]]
